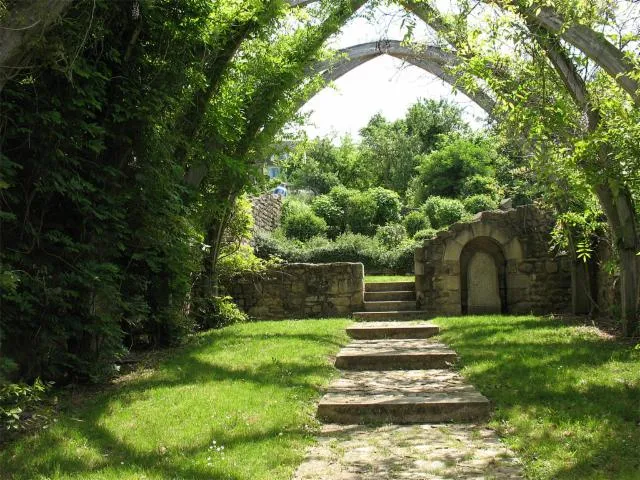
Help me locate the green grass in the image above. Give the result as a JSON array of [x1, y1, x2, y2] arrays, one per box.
[[436, 315, 640, 480], [0, 319, 350, 480], [365, 275, 414, 283]]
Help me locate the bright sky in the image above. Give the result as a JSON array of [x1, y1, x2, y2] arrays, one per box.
[[297, 5, 489, 140]]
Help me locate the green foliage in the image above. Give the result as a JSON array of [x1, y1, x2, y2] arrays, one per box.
[[412, 136, 499, 203], [413, 228, 438, 241], [193, 296, 248, 331], [461, 175, 503, 200], [281, 199, 327, 241], [422, 196, 468, 229], [375, 224, 407, 249], [368, 187, 402, 226], [254, 231, 418, 274], [403, 210, 431, 237], [0, 378, 52, 433], [463, 194, 499, 214]]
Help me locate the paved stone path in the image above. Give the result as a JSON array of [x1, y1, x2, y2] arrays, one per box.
[[294, 424, 522, 480], [293, 311, 523, 479]]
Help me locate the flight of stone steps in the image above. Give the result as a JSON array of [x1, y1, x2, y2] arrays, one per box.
[[317, 279, 490, 425], [353, 280, 426, 321]]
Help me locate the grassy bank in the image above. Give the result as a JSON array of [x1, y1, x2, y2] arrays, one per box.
[[436, 315, 640, 480], [0, 319, 350, 480]]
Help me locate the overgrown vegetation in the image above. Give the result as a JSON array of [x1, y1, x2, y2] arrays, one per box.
[[437, 315, 640, 479]]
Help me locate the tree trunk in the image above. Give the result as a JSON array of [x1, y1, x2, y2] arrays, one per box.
[[0, 0, 73, 93]]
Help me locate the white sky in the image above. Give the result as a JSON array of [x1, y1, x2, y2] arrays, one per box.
[[296, 5, 488, 140]]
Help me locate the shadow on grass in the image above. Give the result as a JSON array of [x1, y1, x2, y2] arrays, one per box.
[[1, 323, 349, 479], [437, 316, 640, 479]]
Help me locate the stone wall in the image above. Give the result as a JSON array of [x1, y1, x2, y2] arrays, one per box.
[[415, 205, 572, 316], [230, 262, 364, 319], [251, 193, 282, 233]]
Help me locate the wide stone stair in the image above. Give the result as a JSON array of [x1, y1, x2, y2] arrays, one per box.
[[353, 280, 427, 321], [317, 320, 490, 425]]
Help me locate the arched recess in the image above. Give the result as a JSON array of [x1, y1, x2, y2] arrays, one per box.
[[460, 237, 507, 314], [311, 40, 496, 115]]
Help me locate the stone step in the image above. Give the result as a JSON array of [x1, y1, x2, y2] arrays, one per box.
[[346, 322, 439, 340], [364, 300, 416, 312], [364, 290, 415, 302], [352, 310, 430, 321], [334, 339, 456, 370], [317, 370, 490, 424], [365, 281, 415, 292]]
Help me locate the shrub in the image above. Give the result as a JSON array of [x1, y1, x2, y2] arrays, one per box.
[[375, 224, 407, 249], [463, 194, 499, 214], [423, 196, 468, 229], [311, 194, 344, 238], [413, 137, 497, 202], [281, 199, 327, 241], [413, 228, 438, 241], [377, 239, 419, 273], [403, 210, 430, 237], [0, 378, 52, 433], [344, 190, 377, 235], [193, 296, 248, 330], [461, 175, 503, 200], [367, 187, 402, 226]]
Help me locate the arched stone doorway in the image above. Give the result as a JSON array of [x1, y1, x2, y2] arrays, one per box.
[[460, 237, 507, 314]]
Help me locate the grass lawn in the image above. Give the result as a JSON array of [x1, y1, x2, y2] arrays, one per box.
[[0, 319, 350, 480], [436, 315, 640, 480], [365, 274, 414, 283]]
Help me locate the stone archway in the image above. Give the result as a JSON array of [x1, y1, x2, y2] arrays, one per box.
[[460, 237, 507, 314]]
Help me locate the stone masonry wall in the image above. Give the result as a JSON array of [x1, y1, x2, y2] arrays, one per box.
[[251, 193, 282, 233], [230, 262, 364, 319], [415, 205, 572, 316]]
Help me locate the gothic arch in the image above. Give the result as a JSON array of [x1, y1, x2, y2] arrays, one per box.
[[311, 40, 496, 115]]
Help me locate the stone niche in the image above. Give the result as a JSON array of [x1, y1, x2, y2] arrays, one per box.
[[230, 262, 364, 319], [461, 237, 506, 314], [414, 205, 572, 316]]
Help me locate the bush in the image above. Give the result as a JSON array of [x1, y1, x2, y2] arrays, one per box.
[[193, 296, 248, 330], [463, 194, 499, 214], [461, 175, 503, 200], [368, 187, 402, 226], [253, 231, 417, 274], [403, 210, 430, 237], [375, 224, 407, 249], [0, 378, 52, 433], [281, 200, 327, 241], [423, 196, 468, 229], [344, 190, 377, 235], [413, 228, 438, 241], [413, 137, 497, 202], [311, 194, 344, 238]]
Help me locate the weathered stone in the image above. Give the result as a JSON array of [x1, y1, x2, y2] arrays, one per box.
[[467, 252, 501, 314], [231, 263, 364, 319]]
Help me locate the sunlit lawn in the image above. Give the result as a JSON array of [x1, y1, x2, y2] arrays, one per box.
[[365, 274, 414, 283], [3, 315, 639, 480], [0, 319, 350, 480], [436, 315, 640, 480]]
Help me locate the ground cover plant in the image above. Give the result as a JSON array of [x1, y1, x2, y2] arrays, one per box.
[[436, 315, 640, 479], [0, 319, 350, 480]]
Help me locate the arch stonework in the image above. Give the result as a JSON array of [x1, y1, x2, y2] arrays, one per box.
[[415, 205, 572, 316], [310, 40, 496, 115]]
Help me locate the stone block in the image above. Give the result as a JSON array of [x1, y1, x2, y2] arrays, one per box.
[[443, 240, 463, 262], [471, 222, 493, 239], [518, 262, 534, 274], [508, 273, 531, 289]]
